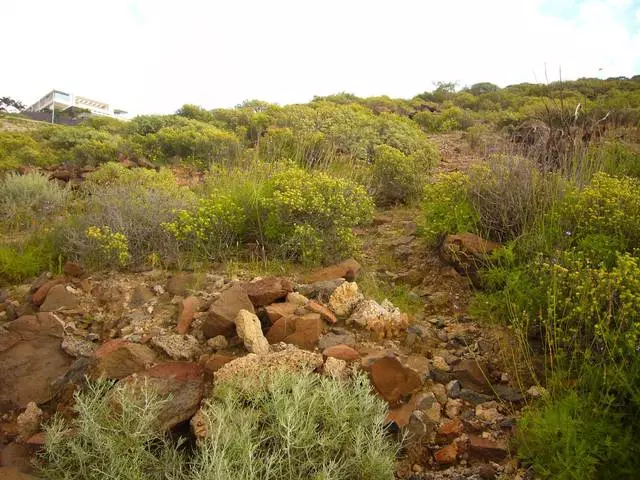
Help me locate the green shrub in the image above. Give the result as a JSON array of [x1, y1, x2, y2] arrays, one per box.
[[194, 370, 397, 480], [593, 138, 640, 178], [38, 380, 187, 480], [0, 235, 57, 283], [0, 172, 70, 231], [0, 131, 57, 170], [39, 372, 398, 480], [260, 167, 374, 264], [369, 144, 424, 205], [516, 391, 637, 480], [421, 172, 478, 245]]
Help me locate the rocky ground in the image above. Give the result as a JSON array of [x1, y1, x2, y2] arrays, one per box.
[[0, 137, 539, 480]]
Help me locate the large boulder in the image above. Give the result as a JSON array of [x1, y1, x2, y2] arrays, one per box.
[[328, 282, 363, 318], [176, 296, 199, 334], [235, 310, 270, 354], [0, 313, 73, 412], [39, 285, 79, 312], [266, 313, 323, 350], [119, 362, 204, 431], [302, 258, 361, 283], [348, 299, 408, 339], [93, 340, 157, 379], [244, 277, 293, 307], [362, 352, 424, 406], [203, 285, 254, 339]]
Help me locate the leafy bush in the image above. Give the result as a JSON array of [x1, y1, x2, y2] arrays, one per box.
[[0, 131, 57, 171], [0, 172, 70, 231], [369, 144, 424, 205], [516, 391, 637, 480], [39, 380, 187, 480], [593, 138, 640, 178], [39, 372, 398, 480], [421, 172, 478, 245], [260, 167, 374, 264], [0, 237, 56, 283], [194, 370, 397, 480]]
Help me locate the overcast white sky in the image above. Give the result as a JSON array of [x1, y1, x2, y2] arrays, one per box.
[[2, 0, 640, 115]]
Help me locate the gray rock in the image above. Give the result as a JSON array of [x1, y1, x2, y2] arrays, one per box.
[[151, 334, 201, 360]]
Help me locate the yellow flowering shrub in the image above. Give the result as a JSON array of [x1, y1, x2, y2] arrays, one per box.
[[85, 226, 130, 267], [261, 167, 374, 264]]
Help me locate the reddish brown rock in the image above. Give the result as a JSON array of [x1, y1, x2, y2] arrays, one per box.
[[201, 354, 235, 374], [0, 313, 73, 411], [264, 302, 298, 325], [468, 435, 509, 460], [266, 314, 323, 350], [121, 362, 204, 431], [434, 443, 458, 465], [93, 340, 156, 380], [62, 261, 84, 278], [437, 417, 464, 443], [176, 296, 199, 334], [203, 285, 254, 339], [31, 279, 63, 306], [305, 300, 337, 324], [386, 395, 418, 427], [441, 233, 500, 284], [0, 467, 41, 479], [452, 359, 492, 394], [39, 285, 79, 312], [364, 353, 423, 406], [245, 277, 293, 307], [302, 258, 361, 283], [322, 344, 359, 361], [166, 273, 193, 296]]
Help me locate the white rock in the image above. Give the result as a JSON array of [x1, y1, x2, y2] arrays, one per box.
[[432, 355, 451, 372], [286, 292, 309, 306], [323, 357, 348, 379], [445, 398, 463, 419], [476, 401, 503, 423], [329, 282, 363, 318], [348, 299, 387, 327], [207, 335, 229, 350], [17, 402, 43, 442], [235, 309, 270, 354], [151, 334, 200, 360], [527, 385, 548, 398]]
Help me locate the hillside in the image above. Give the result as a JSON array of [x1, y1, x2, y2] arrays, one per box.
[[1, 77, 640, 480]]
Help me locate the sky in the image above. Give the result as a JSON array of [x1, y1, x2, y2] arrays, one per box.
[[2, 0, 640, 115]]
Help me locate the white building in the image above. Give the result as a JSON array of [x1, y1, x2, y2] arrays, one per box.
[[26, 89, 127, 119]]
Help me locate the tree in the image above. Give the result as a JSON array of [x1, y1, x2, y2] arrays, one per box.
[[0, 96, 26, 113]]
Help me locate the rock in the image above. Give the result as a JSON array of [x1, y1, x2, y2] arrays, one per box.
[[527, 385, 548, 398], [235, 309, 270, 354], [31, 279, 62, 306], [363, 352, 423, 406], [328, 282, 363, 318], [0, 467, 41, 479], [203, 285, 254, 339], [305, 300, 337, 324], [476, 401, 503, 423], [445, 399, 463, 418], [264, 302, 299, 324], [201, 354, 235, 374], [266, 313, 323, 350], [190, 409, 207, 441], [322, 344, 359, 361], [386, 395, 418, 428], [129, 285, 155, 308], [452, 359, 492, 394], [244, 277, 293, 307], [348, 298, 408, 339], [0, 313, 73, 411], [0, 443, 32, 471], [39, 284, 79, 312], [286, 292, 309, 306], [16, 402, 43, 442], [120, 362, 204, 431], [494, 384, 524, 403], [477, 464, 497, 479], [432, 356, 451, 372], [93, 339, 156, 379], [446, 380, 461, 398], [468, 435, 509, 460], [302, 258, 362, 283], [166, 274, 194, 296], [416, 392, 442, 424], [206, 335, 228, 350], [151, 334, 200, 360], [323, 357, 347, 379], [434, 443, 458, 465], [441, 233, 501, 284], [214, 345, 323, 383], [430, 383, 448, 405], [176, 296, 199, 334], [61, 336, 97, 357], [297, 279, 345, 301], [318, 331, 356, 350], [62, 261, 84, 277], [459, 388, 493, 406], [437, 417, 464, 443]]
